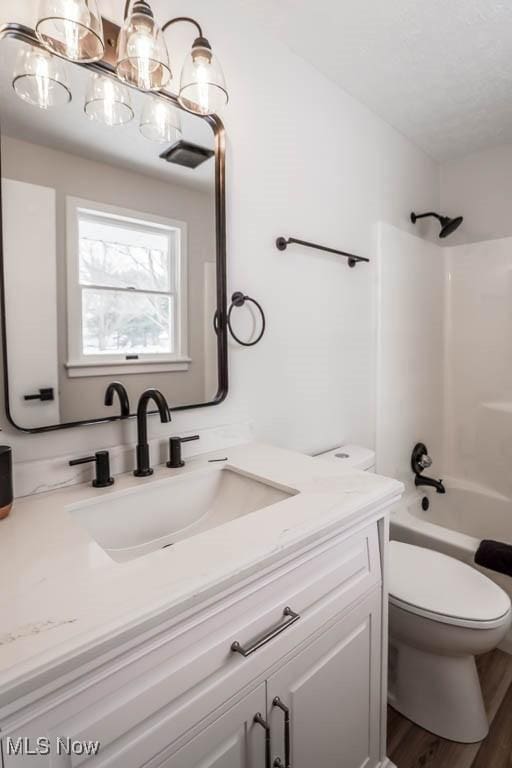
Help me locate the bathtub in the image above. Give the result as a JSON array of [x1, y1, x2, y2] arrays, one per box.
[[391, 478, 512, 652]]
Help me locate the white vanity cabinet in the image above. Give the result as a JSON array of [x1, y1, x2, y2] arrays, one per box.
[[153, 590, 381, 768], [0, 518, 390, 768]]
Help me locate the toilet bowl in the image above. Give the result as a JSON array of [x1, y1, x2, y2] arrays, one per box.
[[388, 541, 511, 743]]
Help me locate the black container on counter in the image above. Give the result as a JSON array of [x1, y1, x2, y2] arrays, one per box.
[[0, 446, 13, 519]]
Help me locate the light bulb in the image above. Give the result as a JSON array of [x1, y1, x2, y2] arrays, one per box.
[[126, 22, 158, 91], [58, 0, 91, 59]]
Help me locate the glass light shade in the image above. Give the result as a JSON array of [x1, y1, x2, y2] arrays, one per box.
[[36, 0, 104, 62], [139, 97, 182, 142], [85, 74, 134, 126], [116, 6, 171, 91], [13, 47, 71, 109], [178, 44, 228, 116]]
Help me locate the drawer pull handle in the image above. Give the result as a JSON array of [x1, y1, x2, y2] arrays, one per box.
[[254, 713, 272, 768], [231, 607, 300, 658], [273, 697, 291, 768]]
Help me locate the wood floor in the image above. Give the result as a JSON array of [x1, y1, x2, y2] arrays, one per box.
[[387, 649, 512, 768]]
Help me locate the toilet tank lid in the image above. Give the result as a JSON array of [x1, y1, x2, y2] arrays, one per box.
[[313, 444, 375, 471]]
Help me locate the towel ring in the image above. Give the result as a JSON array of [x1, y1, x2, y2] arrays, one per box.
[[215, 292, 266, 347]]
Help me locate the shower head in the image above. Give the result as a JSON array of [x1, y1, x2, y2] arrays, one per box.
[[410, 211, 463, 239], [438, 215, 463, 238]]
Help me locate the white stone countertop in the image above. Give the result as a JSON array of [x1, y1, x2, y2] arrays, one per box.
[[0, 443, 403, 706]]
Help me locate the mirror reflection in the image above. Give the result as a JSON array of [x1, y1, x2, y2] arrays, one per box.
[[0, 38, 222, 430]]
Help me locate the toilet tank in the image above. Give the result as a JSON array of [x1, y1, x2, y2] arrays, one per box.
[[313, 444, 376, 472]]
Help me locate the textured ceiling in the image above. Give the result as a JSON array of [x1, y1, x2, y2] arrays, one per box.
[[239, 0, 512, 161]]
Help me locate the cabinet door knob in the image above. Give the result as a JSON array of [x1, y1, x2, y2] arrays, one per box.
[[254, 713, 271, 768], [273, 697, 291, 768]]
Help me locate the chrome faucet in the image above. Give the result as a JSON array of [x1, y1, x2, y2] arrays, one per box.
[[134, 388, 171, 477]]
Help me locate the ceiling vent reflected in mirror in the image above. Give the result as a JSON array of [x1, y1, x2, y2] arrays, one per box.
[[159, 140, 215, 169]]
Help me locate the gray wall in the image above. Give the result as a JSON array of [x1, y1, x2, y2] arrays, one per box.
[[2, 136, 217, 424]]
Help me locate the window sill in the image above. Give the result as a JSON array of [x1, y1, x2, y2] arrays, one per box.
[[65, 358, 191, 378]]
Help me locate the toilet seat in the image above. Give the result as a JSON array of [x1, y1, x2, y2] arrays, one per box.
[[389, 541, 511, 629]]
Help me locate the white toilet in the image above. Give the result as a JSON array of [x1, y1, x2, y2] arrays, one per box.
[[314, 445, 512, 744], [388, 541, 511, 743]]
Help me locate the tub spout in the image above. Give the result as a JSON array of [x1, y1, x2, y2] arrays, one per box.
[[415, 475, 446, 494]]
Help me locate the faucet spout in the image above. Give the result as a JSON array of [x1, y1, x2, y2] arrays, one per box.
[[105, 381, 130, 418], [134, 388, 171, 477], [415, 475, 446, 494]]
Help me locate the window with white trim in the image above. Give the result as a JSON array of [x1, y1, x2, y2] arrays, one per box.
[[66, 198, 189, 377]]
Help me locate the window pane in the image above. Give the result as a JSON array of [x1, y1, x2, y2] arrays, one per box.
[[78, 213, 173, 292], [82, 289, 173, 356]]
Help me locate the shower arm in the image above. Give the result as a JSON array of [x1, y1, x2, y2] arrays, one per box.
[[411, 212, 443, 223]]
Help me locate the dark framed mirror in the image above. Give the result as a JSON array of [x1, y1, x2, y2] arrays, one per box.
[[0, 23, 228, 433]]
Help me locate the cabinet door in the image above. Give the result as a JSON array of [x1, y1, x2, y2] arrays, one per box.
[[152, 684, 267, 768], [267, 590, 381, 768]]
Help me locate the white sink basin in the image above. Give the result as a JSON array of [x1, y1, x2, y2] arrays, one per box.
[[67, 466, 297, 562]]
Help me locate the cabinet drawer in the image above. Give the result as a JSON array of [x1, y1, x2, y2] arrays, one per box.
[[3, 523, 381, 768]]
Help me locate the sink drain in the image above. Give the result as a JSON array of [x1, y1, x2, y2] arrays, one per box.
[[162, 542, 174, 549]]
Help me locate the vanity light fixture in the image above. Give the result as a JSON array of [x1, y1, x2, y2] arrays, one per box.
[[85, 73, 134, 126], [12, 46, 71, 109], [139, 97, 182, 142], [32, 0, 229, 115], [35, 0, 104, 62]]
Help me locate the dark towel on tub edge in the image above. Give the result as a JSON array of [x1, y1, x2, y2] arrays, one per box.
[[475, 539, 512, 578]]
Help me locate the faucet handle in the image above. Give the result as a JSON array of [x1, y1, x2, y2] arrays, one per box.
[[167, 435, 200, 469], [69, 451, 114, 488], [418, 453, 432, 470]]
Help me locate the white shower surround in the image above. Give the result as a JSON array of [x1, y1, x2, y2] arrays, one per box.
[[378, 224, 512, 498], [445, 236, 512, 498], [378, 226, 512, 651]]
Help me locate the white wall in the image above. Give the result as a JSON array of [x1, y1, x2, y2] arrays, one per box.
[[0, 1, 439, 476], [441, 143, 512, 245], [376, 224, 445, 488]]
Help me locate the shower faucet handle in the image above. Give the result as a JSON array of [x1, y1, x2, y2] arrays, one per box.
[[411, 442, 433, 476], [418, 453, 432, 470]]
